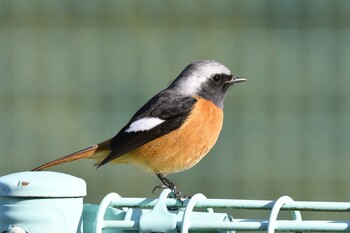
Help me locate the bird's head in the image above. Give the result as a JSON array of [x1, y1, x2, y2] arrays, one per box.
[[170, 60, 246, 108]]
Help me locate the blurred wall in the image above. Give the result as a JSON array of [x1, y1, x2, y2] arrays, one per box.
[[1, 0, 350, 204]]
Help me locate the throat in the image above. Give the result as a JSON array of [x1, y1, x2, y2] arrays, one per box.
[[195, 93, 225, 109]]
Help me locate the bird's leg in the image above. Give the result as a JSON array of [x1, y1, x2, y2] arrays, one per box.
[[154, 172, 187, 201]]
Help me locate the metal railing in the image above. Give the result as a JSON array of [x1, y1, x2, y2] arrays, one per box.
[[2, 171, 350, 233], [89, 189, 350, 233]]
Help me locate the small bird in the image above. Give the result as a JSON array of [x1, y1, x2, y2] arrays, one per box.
[[32, 60, 245, 199]]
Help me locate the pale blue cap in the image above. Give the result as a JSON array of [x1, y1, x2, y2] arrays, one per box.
[[0, 171, 86, 197]]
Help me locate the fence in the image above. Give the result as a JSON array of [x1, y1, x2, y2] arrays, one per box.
[[1, 172, 350, 233]]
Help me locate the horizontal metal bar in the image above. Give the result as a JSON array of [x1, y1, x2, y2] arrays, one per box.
[[98, 218, 350, 232], [102, 220, 137, 230], [109, 198, 178, 208], [190, 220, 350, 232], [96, 192, 350, 232], [109, 198, 350, 212]]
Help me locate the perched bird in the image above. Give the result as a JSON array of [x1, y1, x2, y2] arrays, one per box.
[[32, 60, 245, 199]]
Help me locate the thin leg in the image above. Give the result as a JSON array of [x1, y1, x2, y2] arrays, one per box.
[[154, 172, 187, 201]]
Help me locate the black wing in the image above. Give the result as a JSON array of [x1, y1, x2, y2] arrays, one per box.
[[96, 90, 197, 167]]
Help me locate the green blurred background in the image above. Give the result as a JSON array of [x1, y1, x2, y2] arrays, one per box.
[[1, 0, 350, 205]]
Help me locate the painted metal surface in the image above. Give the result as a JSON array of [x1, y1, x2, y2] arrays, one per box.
[[0, 171, 86, 197], [2, 172, 350, 232], [0, 171, 86, 233], [89, 190, 350, 232]]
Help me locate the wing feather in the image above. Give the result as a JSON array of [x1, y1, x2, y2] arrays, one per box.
[[96, 92, 197, 167]]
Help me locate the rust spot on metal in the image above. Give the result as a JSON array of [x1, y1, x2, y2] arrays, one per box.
[[21, 181, 29, 186]]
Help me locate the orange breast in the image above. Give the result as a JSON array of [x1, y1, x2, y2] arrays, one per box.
[[127, 97, 224, 174]]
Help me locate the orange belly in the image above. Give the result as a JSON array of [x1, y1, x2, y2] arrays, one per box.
[[123, 97, 224, 174]]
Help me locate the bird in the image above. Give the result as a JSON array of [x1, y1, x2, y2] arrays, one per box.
[[32, 60, 246, 200]]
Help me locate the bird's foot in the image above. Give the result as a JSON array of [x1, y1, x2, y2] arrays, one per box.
[[152, 184, 187, 200], [152, 184, 167, 194], [154, 172, 188, 203]]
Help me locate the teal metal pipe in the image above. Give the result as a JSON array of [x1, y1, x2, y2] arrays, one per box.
[[108, 198, 350, 211], [189, 220, 350, 232]]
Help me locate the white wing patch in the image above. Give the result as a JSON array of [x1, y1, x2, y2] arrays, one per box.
[[125, 117, 165, 133]]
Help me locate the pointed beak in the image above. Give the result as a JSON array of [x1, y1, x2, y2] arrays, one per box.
[[227, 76, 246, 84], [232, 76, 246, 83], [223, 76, 246, 92]]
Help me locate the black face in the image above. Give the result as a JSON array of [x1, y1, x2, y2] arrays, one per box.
[[198, 73, 234, 109]]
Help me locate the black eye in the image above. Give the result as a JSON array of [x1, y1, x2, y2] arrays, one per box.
[[212, 75, 221, 83]]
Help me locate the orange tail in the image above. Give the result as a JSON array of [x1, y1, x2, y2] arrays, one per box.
[[32, 140, 111, 171]]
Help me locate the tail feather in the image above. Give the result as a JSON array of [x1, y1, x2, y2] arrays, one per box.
[[32, 140, 111, 171]]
